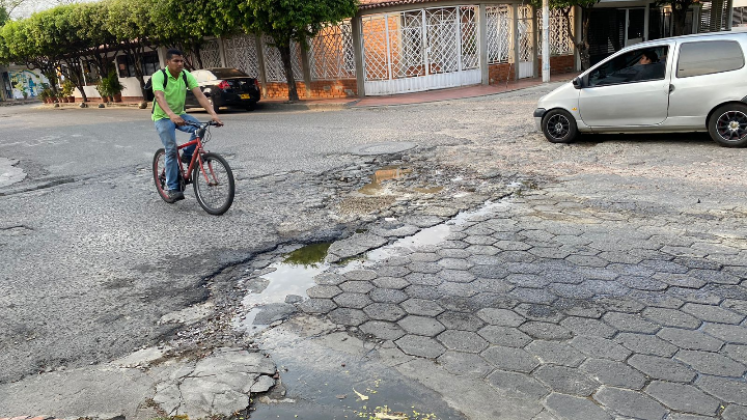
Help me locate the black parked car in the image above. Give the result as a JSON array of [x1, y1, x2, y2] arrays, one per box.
[[185, 67, 261, 112]]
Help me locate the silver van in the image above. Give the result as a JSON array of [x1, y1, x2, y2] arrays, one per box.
[[534, 31, 747, 147]]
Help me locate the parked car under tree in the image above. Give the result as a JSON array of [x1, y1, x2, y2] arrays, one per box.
[[535, 32, 747, 147], [185, 67, 261, 112]]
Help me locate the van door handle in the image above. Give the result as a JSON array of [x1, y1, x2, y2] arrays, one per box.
[[669, 84, 675, 93]]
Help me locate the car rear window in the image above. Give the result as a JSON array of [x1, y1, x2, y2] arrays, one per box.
[[211, 68, 250, 79], [677, 40, 745, 78]]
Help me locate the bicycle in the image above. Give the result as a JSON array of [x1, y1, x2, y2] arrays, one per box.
[[152, 120, 235, 215]]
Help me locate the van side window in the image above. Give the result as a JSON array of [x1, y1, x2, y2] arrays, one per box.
[[587, 46, 669, 88], [677, 41, 745, 78]]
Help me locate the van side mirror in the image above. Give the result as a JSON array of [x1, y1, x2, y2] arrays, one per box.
[[572, 77, 582, 89]]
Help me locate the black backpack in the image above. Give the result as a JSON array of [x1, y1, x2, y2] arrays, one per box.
[[145, 68, 189, 111]]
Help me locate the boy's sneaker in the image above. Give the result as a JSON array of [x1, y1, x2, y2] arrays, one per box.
[[167, 190, 185, 201], [181, 154, 192, 164]]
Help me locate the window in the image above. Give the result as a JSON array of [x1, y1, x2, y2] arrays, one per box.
[[677, 41, 744, 78], [117, 52, 161, 78], [587, 46, 669, 87]]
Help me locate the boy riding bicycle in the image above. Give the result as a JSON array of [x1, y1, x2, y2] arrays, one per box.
[[152, 48, 223, 202]]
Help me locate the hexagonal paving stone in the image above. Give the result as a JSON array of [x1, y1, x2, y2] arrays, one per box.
[[465, 245, 501, 256], [333, 293, 373, 309], [339, 281, 375, 294], [409, 252, 441, 262], [314, 273, 346, 286], [439, 295, 476, 312], [476, 308, 526, 327], [695, 375, 747, 404], [544, 393, 612, 420], [375, 266, 411, 278], [438, 270, 477, 283], [550, 283, 595, 300], [395, 335, 446, 358], [681, 303, 745, 324], [363, 303, 406, 322], [397, 315, 446, 336], [675, 350, 747, 377], [437, 351, 493, 377], [478, 326, 532, 348], [408, 262, 443, 274], [526, 340, 586, 367], [306, 285, 343, 299], [520, 322, 573, 340], [328, 308, 368, 326], [653, 273, 707, 289], [616, 333, 678, 358], [360, 320, 405, 340], [464, 235, 496, 246], [298, 298, 337, 314], [603, 312, 661, 334], [723, 344, 747, 365], [666, 287, 723, 305], [437, 311, 486, 331], [560, 317, 617, 339], [688, 269, 740, 285], [470, 264, 509, 279], [509, 287, 558, 305], [438, 258, 472, 271], [343, 269, 378, 281], [627, 290, 685, 309], [405, 273, 443, 286], [570, 336, 632, 361], [628, 354, 697, 383], [579, 359, 646, 390], [618, 275, 668, 291], [566, 255, 609, 268], [642, 307, 701, 329], [533, 365, 600, 396], [481, 346, 540, 373], [438, 282, 478, 298], [486, 370, 550, 399], [723, 404, 747, 420], [657, 327, 724, 352], [581, 280, 630, 298], [372, 276, 410, 290], [437, 330, 489, 353], [702, 323, 747, 344], [514, 304, 566, 323], [644, 381, 720, 416], [400, 298, 444, 317], [441, 241, 470, 250], [370, 288, 408, 304], [506, 274, 550, 288], [404, 284, 443, 300], [438, 248, 471, 259], [594, 387, 667, 420]]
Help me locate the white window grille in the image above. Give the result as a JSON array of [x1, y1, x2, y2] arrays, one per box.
[[223, 34, 260, 77], [262, 36, 303, 82], [460, 6, 479, 70], [199, 38, 222, 68], [486, 5, 510, 64], [309, 21, 356, 80], [361, 14, 396, 81], [537, 8, 575, 56], [518, 5, 533, 62]]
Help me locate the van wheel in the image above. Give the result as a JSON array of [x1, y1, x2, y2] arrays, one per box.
[[709, 103, 747, 147], [542, 109, 578, 143]]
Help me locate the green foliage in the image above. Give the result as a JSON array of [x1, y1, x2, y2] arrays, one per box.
[[97, 70, 124, 98], [61, 79, 75, 96], [0, 6, 9, 26]]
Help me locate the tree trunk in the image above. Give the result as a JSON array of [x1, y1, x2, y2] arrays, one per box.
[[578, 8, 592, 70], [278, 43, 299, 102]]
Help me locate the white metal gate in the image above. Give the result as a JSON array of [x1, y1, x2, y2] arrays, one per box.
[[362, 6, 480, 96], [518, 5, 534, 79]]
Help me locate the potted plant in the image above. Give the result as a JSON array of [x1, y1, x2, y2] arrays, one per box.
[[106, 71, 125, 103], [96, 77, 111, 103], [62, 80, 75, 103]]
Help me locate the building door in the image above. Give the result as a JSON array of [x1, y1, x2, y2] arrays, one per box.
[[362, 6, 481, 96], [517, 5, 535, 79], [625, 8, 646, 47]]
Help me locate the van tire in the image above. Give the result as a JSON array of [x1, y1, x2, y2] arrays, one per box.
[[708, 103, 747, 147], [542, 109, 578, 143]]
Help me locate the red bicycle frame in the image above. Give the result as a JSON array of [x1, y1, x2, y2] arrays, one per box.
[[176, 136, 220, 186]]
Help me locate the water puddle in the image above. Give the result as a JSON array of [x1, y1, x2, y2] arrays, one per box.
[[235, 199, 514, 331], [359, 166, 412, 195]]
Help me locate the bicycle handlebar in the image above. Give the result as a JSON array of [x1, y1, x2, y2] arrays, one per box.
[[185, 121, 221, 128]]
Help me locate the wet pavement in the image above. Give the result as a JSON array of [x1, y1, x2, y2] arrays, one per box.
[[239, 192, 747, 420]]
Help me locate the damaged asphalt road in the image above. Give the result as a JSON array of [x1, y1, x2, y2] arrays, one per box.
[[2, 82, 747, 420]]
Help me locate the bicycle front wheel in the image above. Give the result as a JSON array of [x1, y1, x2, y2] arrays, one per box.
[[192, 152, 235, 215]]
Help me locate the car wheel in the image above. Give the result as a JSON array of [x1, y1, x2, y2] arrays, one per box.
[[245, 102, 256, 112], [542, 109, 578, 143], [708, 103, 747, 147]]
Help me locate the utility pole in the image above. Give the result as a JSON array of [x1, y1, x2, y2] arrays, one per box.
[[542, 0, 550, 82]]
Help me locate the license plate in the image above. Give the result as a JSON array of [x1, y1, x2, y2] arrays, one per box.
[[240, 94, 250, 100]]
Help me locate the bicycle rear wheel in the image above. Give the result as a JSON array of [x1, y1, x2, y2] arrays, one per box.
[[192, 152, 235, 215], [153, 148, 177, 203]]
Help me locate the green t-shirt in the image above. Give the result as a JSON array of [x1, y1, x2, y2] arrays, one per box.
[[151, 69, 199, 121]]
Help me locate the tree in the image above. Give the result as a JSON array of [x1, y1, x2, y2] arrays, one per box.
[[72, 1, 120, 80], [657, 0, 699, 36], [0, 6, 9, 25], [105, 0, 156, 100], [244, 0, 358, 102], [533, 0, 599, 70]]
